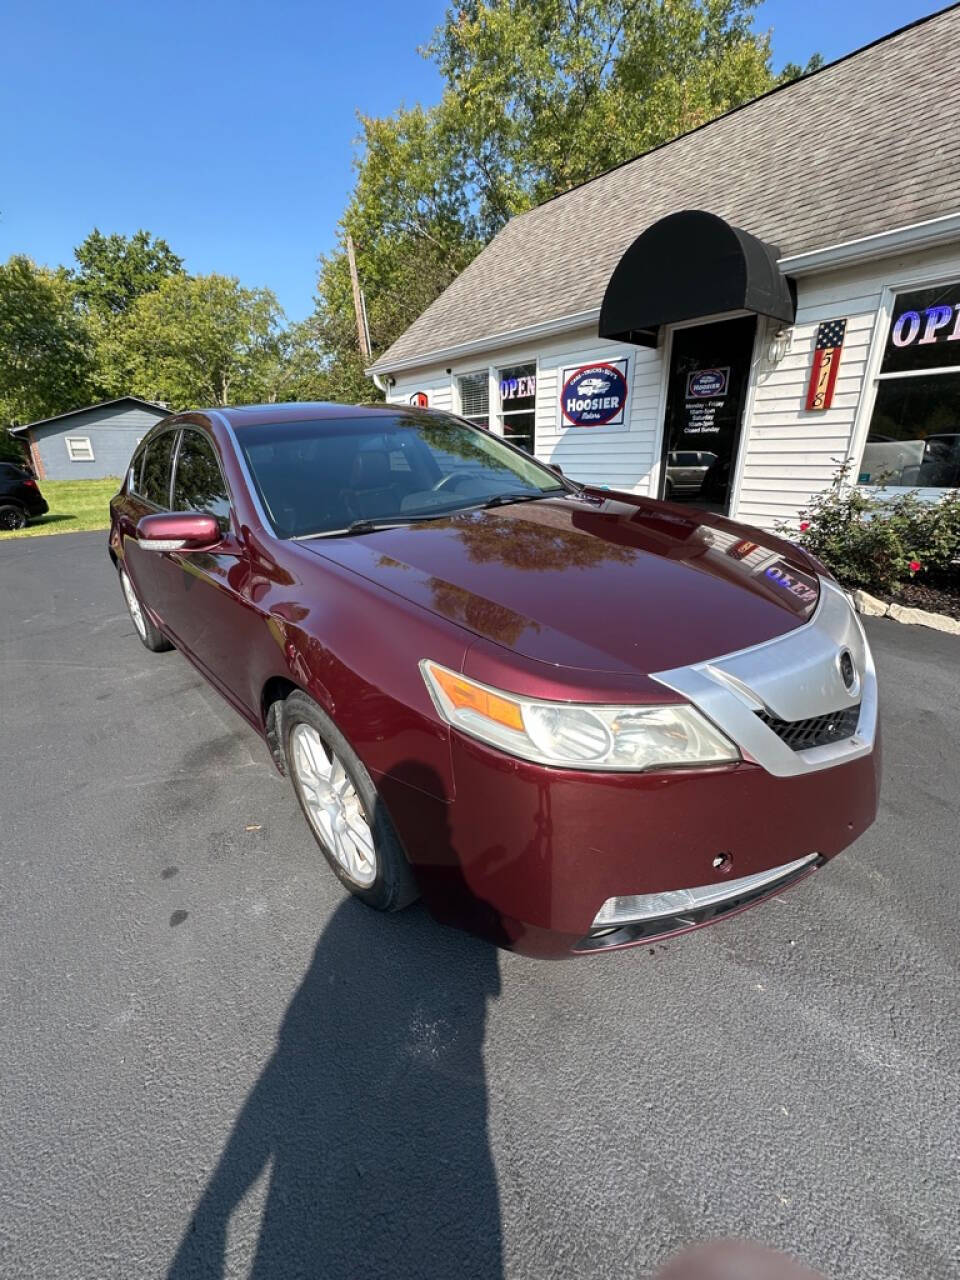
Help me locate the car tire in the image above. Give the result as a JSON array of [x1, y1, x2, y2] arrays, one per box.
[[0, 503, 27, 531], [282, 690, 419, 913], [118, 565, 172, 652]]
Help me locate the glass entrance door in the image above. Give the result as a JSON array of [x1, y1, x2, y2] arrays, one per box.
[[659, 315, 757, 514]]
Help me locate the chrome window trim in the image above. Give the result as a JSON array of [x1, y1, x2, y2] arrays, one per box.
[[651, 579, 877, 778]]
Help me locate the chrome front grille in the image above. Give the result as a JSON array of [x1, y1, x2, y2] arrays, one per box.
[[651, 580, 878, 778], [756, 704, 861, 752]]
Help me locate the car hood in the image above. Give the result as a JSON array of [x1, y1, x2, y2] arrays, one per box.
[[301, 494, 822, 675]]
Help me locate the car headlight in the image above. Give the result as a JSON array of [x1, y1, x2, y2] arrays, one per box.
[[420, 660, 739, 771]]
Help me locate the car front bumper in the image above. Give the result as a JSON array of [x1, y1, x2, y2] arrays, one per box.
[[381, 580, 881, 958], [383, 725, 880, 958]]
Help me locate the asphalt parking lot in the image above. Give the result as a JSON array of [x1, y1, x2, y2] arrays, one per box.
[[1, 530, 958, 1280]]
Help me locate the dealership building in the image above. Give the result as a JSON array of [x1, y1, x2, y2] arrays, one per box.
[[370, 7, 960, 529]]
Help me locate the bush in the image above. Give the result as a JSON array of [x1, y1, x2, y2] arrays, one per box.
[[779, 464, 960, 596]]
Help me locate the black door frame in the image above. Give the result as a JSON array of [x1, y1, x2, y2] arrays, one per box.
[[655, 312, 761, 515]]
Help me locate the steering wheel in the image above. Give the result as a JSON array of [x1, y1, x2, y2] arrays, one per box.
[[432, 471, 476, 493]]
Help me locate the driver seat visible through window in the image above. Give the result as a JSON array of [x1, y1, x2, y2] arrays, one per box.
[[342, 450, 401, 520]]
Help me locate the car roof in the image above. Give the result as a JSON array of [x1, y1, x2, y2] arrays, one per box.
[[209, 402, 442, 430]]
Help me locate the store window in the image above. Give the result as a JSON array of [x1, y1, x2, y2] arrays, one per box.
[[859, 281, 960, 488], [498, 363, 536, 453], [458, 371, 489, 428]]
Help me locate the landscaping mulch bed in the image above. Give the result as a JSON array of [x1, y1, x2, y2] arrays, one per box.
[[880, 576, 960, 621]]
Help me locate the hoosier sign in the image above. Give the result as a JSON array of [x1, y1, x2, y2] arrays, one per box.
[[560, 358, 629, 428]]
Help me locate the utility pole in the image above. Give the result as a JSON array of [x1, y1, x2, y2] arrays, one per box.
[[346, 234, 371, 361]]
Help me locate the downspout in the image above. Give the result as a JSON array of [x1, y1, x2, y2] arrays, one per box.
[[370, 371, 389, 396]]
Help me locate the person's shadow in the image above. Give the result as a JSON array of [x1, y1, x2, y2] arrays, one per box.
[[168, 896, 503, 1279]]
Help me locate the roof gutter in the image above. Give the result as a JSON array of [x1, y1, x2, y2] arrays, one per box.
[[778, 211, 960, 276], [370, 211, 960, 376], [366, 307, 602, 378]]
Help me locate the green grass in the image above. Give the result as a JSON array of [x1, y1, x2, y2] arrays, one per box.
[[0, 476, 121, 539]]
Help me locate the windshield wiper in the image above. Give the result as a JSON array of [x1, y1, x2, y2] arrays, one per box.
[[478, 490, 564, 510], [301, 510, 459, 539]]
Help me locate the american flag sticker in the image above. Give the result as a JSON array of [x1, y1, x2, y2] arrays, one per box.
[[805, 318, 847, 411]]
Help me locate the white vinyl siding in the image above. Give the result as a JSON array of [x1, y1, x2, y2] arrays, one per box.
[[390, 328, 665, 496], [385, 238, 960, 528], [737, 240, 960, 528]]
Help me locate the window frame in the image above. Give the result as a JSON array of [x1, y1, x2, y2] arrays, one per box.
[[496, 360, 538, 454], [171, 426, 233, 531], [132, 426, 182, 509], [65, 436, 95, 462], [852, 267, 960, 497]]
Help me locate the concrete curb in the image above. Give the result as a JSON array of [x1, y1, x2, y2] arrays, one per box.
[[851, 588, 960, 635]]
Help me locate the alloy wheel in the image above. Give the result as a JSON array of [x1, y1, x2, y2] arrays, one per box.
[[120, 570, 148, 642], [290, 722, 378, 887]]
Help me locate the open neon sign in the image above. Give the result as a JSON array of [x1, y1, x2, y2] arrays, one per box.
[[891, 304, 960, 347]]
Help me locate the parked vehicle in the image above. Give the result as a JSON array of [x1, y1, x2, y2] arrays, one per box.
[[664, 450, 717, 499], [109, 404, 880, 957], [0, 461, 48, 529]]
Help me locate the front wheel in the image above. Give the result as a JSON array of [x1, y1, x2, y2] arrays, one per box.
[[119, 565, 172, 652], [283, 691, 418, 912]]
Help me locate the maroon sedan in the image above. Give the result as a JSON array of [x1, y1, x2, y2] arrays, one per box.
[[109, 404, 880, 958]]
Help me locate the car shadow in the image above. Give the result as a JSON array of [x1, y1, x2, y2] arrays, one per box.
[[167, 895, 504, 1279]]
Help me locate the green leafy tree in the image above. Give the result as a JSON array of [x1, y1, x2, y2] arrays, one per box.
[[428, 0, 789, 217], [115, 273, 286, 407], [0, 255, 96, 432], [315, 0, 819, 398], [73, 229, 186, 397], [73, 229, 184, 319]]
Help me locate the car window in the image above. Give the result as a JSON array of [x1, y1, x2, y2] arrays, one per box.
[[173, 430, 231, 528], [139, 431, 178, 507], [128, 445, 146, 494], [237, 412, 566, 539]]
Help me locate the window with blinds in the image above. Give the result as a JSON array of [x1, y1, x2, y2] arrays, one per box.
[[458, 371, 489, 427]]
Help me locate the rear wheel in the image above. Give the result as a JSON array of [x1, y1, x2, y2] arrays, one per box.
[[283, 690, 418, 912], [0, 504, 26, 531], [119, 565, 171, 652]]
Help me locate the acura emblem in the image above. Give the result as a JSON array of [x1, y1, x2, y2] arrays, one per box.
[[838, 648, 859, 695]]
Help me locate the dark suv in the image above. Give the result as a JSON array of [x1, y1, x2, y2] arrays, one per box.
[[0, 461, 48, 529]]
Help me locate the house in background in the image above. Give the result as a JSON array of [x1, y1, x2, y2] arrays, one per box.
[[370, 8, 960, 530], [9, 397, 170, 481]]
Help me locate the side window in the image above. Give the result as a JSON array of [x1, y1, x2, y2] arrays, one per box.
[[128, 445, 146, 493], [173, 430, 231, 527], [139, 431, 178, 507]]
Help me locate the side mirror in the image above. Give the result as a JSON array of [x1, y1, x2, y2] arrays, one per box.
[[136, 512, 221, 552]]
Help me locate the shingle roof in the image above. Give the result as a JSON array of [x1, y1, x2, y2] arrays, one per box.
[[372, 5, 960, 372], [9, 396, 169, 435]]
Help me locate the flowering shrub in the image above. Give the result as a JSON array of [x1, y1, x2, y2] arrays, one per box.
[[779, 464, 960, 595]]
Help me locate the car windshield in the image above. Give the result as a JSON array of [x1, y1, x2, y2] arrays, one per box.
[[236, 412, 566, 538]]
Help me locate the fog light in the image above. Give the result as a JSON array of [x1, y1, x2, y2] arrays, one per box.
[[591, 854, 818, 928]]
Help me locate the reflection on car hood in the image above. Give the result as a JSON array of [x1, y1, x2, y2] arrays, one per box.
[[302, 494, 822, 674]]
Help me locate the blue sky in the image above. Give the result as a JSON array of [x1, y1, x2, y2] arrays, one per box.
[[0, 0, 949, 321]]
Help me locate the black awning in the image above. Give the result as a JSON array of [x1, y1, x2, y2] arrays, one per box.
[[598, 209, 796, 347]]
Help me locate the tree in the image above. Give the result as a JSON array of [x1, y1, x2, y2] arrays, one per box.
[[115, 273, 285, 407], [313, 0, 818, 398], [73, 229, 184, 319], [0, 255, 96, 431]]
